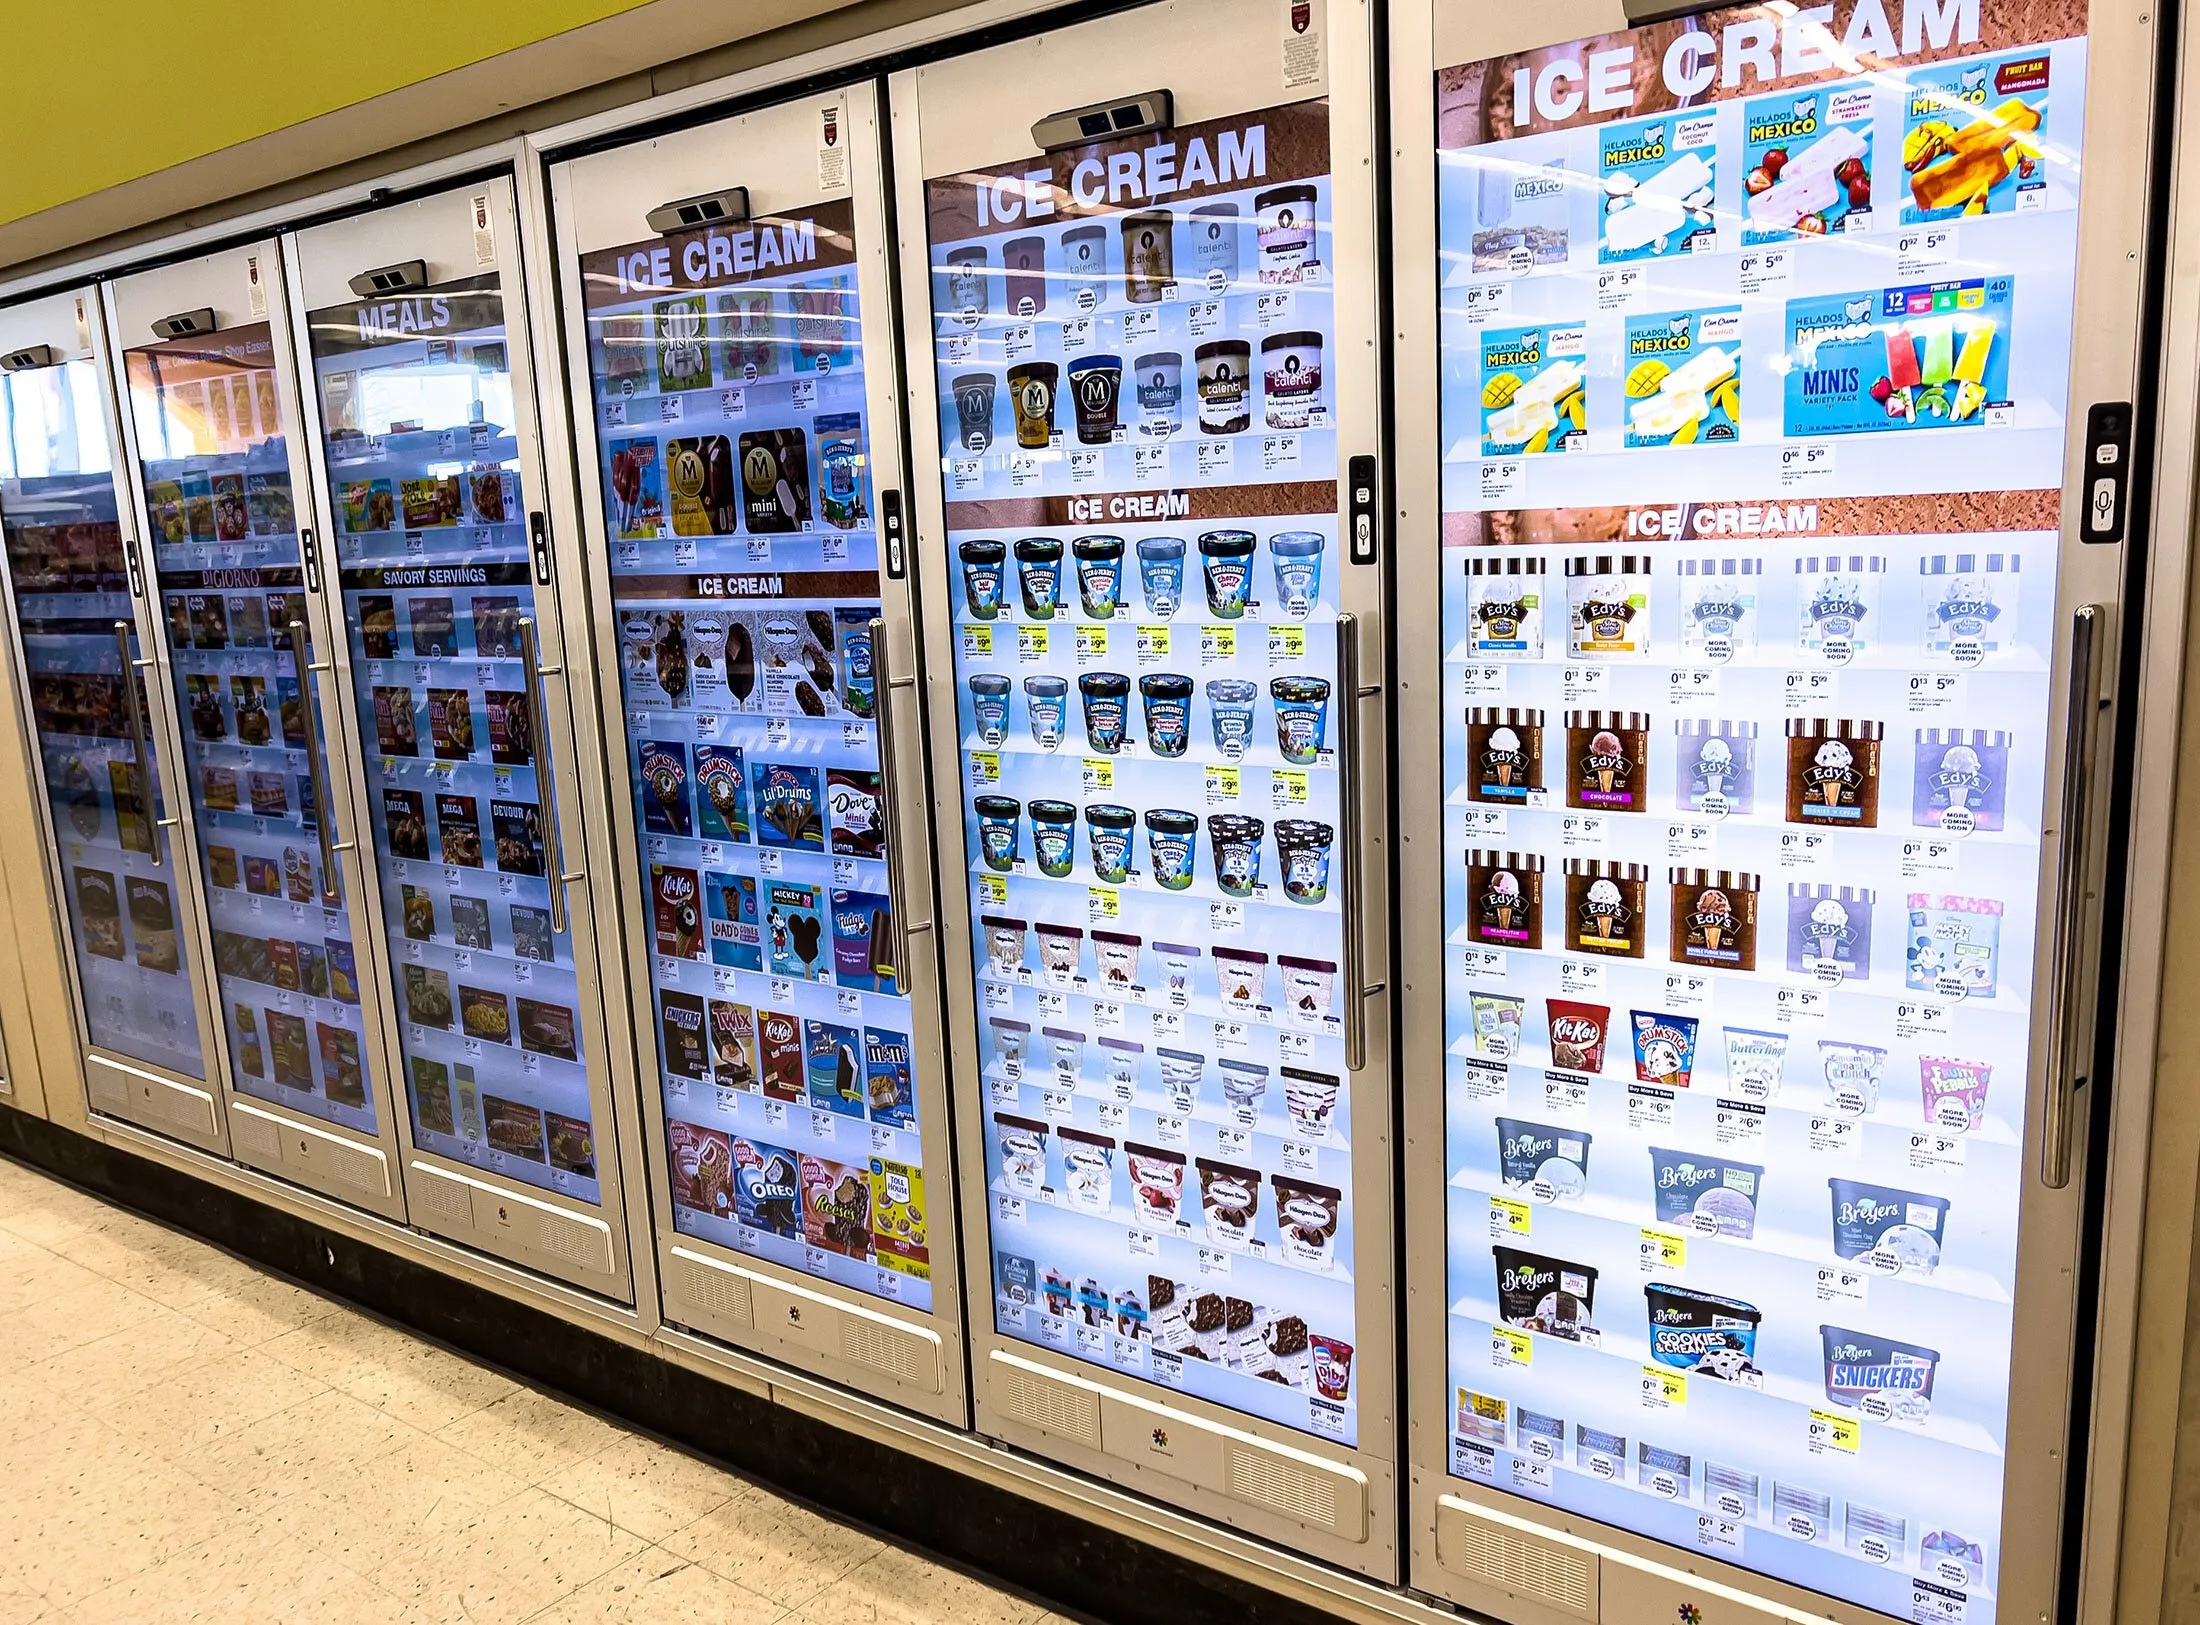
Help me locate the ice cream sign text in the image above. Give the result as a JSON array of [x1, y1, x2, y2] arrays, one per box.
[[970, 126, 1268, 226], [608, 220, 819, 295], [1510, 0, 1984, 131]]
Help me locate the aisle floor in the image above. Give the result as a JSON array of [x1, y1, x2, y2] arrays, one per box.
[[0, 1155, 1057, 1625]]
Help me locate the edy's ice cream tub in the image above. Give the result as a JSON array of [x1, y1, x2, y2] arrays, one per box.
[[1670, 868, 1759, 970], [1786, 717, 1884, 826], [1819, 1037, 1887, 1116], [1920, 1054, 1993, 1131], [1467, 554, 1544, 658], [1819, 1323, 1941, 1421], [1495, 1116, 1591, 1200], [1787, 883, 1875, 981], [1566, 553, 1652, 657], [1493, 1245, 1599, 1340], [1913, 728, 2010, 834], [1546, 998, 1610, 1073], [1829, 1177, 1950, 1275], [1921, 550, 2019, 665], [1795, 553, 1884, 665], [1650, 1146, 1763, 1238], [1907, 893, 2003, 997], [1468, 707, 1545, 803], [1645, 1282, 1764, 1382], [1566, 709, 1649, 812], [1677, 718, 1757, 816], [1469, 849, 1545, 948], [1631, 1011, 1700, 1088], [1722, 1026, 1789, 1103], [1677, 557, 1760, 663], [1566, 859, 1648, 958]]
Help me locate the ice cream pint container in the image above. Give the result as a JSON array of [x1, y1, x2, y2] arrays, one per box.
[[1189, 202, 1240, 287], [1670, 868, 1760, 970], [1091, 930, 1142, 988], [1126, 1144, 1185, 1226], [1723, 1026, 1789, 1102], [1650, 1147, 1763, 1238], [1819, 1037, 1888, 1115], [1269, 532, 1325, 619], [989, 1017, 1032, 1076], [1631, 1011, 1701, 1088], [1819, 1323, 1941, 1420], [1067, 356, 1122, 446], [1198, 530, 1257, 618], [1645, 1284, 1764, 1383], [1197, 1157, 1261, 1249], [1270, 676, 1331, 764], [1829, 1177, 1950, 1275], [973, 794, 1020, 871], [1467, 554, 1545, 658], [1786, 717, 1884, 826], [1907, 893, 2003, 996], [1205, 678, 1258, 759], [1035, 922, 1083, 985], [1468, 707, 1545, 802], [1274, 820, 1335, 905], [1213, 947, 1269, 1010], [1921, 551, 2019, 665], [1071, 534, 1125, 618], [1496, 1116, 1592, 1200], [1787, 883, 1875, 980], [995, 1112, 1047, 1192], [1565, 859, 1648, 958], [944, 246, 988, 318], [1144, 809, 1199, 890], [1493, 1246, 1599, 1339], [1546, 998, 1610, 1072], [1795, 553, 1885, 665], [958, 539, 1006, 619], [1043, 1025, 1086, 1085], [1058, 1127, 1115, 1214], [1468, 849, 1545, 948], [1084, 803, 1136, 884], [1920, 1055, 1993, 1131], [1028, 799, 1078, 879], [1207, 814, 1265, 898], [1061, 224, 1108, 308], [951, 373, 997, 452], [1678, 557, 1761, 663], [1138, 674, 1194, 757], [1008, 361, 1057, 448], [1912, 727, 2011, 834], [1271, 1175, 1341, 1271], [1136, 535, 1186, 616], [1471, 992, 1526, 1059], [1566, 553, 1652, 656], [1022, 675, 1067, 749], [1120, 210, 1174, 302], [1637, 1443, 1692, 1500], [1013, 536, 1064, 619], [1310, 1336, 1354, 1402], [1255, 185, 1320, 280], [1566, 709, 1650, 811], [1921, 1532, 1987, 1589], [1261, 332, 1324, 430], [1774, 1483, 1833, 1545], [1220, 1058, 1270, 1118], [1152, 943, 1200, 1007], [1077, 672, 1130, 753], [1003, 235, 1046, 317], [1278, 956, 1338, 1025], [1195, 340, 1253, 433], [1157, 1047, 1206, 1108], [1133, 353, 1183, 438], [968, 674, 1011, 746], [979, 914, 1028, 979], [1677, 718, 1758, 816]]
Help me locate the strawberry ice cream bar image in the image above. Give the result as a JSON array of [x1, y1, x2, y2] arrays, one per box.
[[1627, 346, 1737, 437], [1746, 126, 1868, 230], [1486, 359, 1585, 444], [1604, 152, 1715, 254]]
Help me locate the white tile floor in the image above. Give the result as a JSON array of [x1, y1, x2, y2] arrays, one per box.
[[0, 1155, 1057, 1625]]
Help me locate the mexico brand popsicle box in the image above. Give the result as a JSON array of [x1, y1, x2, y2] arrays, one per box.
[[1784, 278, 2014, 436], [1598, 111, 1717, 262], [1902, 50, 2052, 221], [1741, 84, 1875, 244], [1480, 323, 1586, 455], [1622, 307, 1740, 448]]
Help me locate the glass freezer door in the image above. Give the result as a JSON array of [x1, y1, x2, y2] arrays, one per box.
[[0, 350, 205, 1080]]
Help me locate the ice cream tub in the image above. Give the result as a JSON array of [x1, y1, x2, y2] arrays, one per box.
[[1677, 557, 1760, 663], [1921, 551, 2019, 664], [1704, 1462, 1761, 1521], [1912, 728, 2010, 835], [1271, 1175, 1341, 1271], [1089, 929, 1141, 990], [1787, 883, 1875, 980], [1139, 674, 1194, 757], [1152, 943, 1201, 1007], [1078, 672, 1130, 754], [1028, 799, 1077, 879], [995, 1112, 1048, 1193], [1189, 203, 1239, 288], [1023, 675, 1067, 749], [1283, 1066, 1341, 1137], [1566, 554, 1652, 657], [1058, 1127, 1115, 1214], [1035, 922, 1083, 985], [1631, 1011, 1700, 1088], [1920, 1055, 1992, 1132], [968, 674, 1011, 746], [1013, 536, 1065, 619], [1677, 718, 1758, 816], [1213, 947, 1270, 1009], [1495, 1116, 1591, 1200], [1906, 892, 2003, 997], [1196, 341, 1253, 434], [1043, 1025, 1087, 1084], [1067, 357, 1122, 446], [1468, 707, 1545, 802], [1205, 678, 1258, 760], [974, 794, 1020, 871], [958, 539, 1006, 619], [1126, 1143, 1186, 1226], [1650, 1146, 1763, 1238], [1198, 1157, 1262, 1249], [1565, 858, 1648, 958], [1723, 1026, 1789, 1103], [1468, 849, 1545, 948], [1645, 1283, 1763, 1381], [951, 373, 997, 453], [1829, 1177, 1950, 1275], [1670, 868, 1760, 970], [1819, 1323, 1941, 1420], [1255, 185, 1320, 280], [1157, 1047, 1206, 1108], [1270, 531, 1325, 619], [1310, 1334, 1354, 1402], [1137, 535, 1186, 616], [1072, 534, 1126, 618], [1637, 1443, 1693, 1501], [1261, 332, 1324, 430], [1774, 1483, 1833, 1545], [1098, 1035, 1143, 1092], [1270, 676, 1331, 764], [1085, 803, 1136, 884], [1144, 809, 1198, 890], [1493, 1245, 1599, 1340], [1061, 224, 1107, 307], [1208, 814, 1265, 898], [1546, 998, 1610, 1073], [980, 914, 1027, 979], [1274, 819, 1335, 904], [1471, 992, 1525, 1059], [1198, 530, 1257, 618], [1279, 955, 1337, 1025], [1121, 210, 1174, 303], [1134, 352, 1182, 438], [1567, 709, 1649, 812], [1819, 1037, 1887, 1116], [1786, 717, 1883, 826], [1467, 554, 1545, 658], [1795, 554, 1884, 664], [1220, 1058, 1270, 1117]]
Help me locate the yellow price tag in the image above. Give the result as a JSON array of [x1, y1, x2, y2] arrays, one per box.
[[1642, 1366, 1687, 1407], [1640, 1227, 1687, 1269], [969, 751, 1000, 785], [1137, 625, 1171, 659], [1492, 1326, 1533, 1365], [1082, 757, 1115, 791], [1088, 886, 1120, 921], [1018, 626, 1049, 658], [1077, 625, 1108, 659], [1270, 624, 1307, 660], [978, 874, 1008, 906], [962, 625, 993, 657], [1272, 769, 1310, 806], [1809, 1408, 1861, 1454], [1489, 1195, 1532, 1235], [1204, 765, 1240, 803], [1201, 624, 1237, 660]]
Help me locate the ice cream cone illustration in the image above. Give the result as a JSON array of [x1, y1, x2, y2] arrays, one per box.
[[1489, 725, 1521, 787], [1703, 922, 1724, 950], [1586, 878, 1623, 942], [1814, 740, 1853, 809], [1940, 745, 1979, 811], [1491, 870, 1520, 931], [1592, 730, 1623, 793]]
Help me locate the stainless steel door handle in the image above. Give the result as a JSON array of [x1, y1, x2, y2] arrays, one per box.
[[114, 622, 166, 868], [869, 616, 926, 993], [288, 622, 346, 903], [519, 617, 582, 936], [1337, 614, 1382, 1071], [2042, 604, 2103, 1189]]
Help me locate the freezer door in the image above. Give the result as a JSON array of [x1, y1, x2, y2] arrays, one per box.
[[0, 289, 217, 1124], [549, 81, 967, 1420], [284, 179, 633, 1295], [1391, 3, 2153, 1624], [892, 0, 1397, 1575]]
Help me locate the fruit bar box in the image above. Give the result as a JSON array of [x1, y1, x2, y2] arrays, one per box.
[[1783, 277, 2013, 435]]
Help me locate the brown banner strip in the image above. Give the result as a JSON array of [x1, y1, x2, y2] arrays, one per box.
[[945, 479, 1339, 532], [1439, 488, 2061, 546]]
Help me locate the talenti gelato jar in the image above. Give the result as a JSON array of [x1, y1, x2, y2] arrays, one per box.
[[1261, 332, 1325, 430], [1912, 728, 2011, 834], [1676, 719, 1758, 816], [1670, 869, 1760, 971], [1196, 340, 1253, 433], [1677, 557, 1761, 663], [1468, 849, 1545, 948], [1566, 553, 1652, 657], [1134, 352, 1182, 438], [1906, 893, 2003, 997], [1787, 884, 1875, 981], [1921, 550, 2020, 664], [1567, 709, 1650, 812], [1466, 554, 1546, 658], [1565, 859, 1649, 958], [1795, 553, 1885, 665], [1256, 185, 1321, 280], [1467, 707, 1545, 802], [1786, 718, 1884, 826], [1920, 1055, 1993, 1131]]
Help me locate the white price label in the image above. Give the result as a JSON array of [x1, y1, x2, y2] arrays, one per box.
[[1901, 839, 1961, 876], [1458, 281, 1512, 322], [1777, 985, 1829, 1024], [1894, 1000, 1952, 1039], [1896, 225, 1958, 277], [1132, 442, 1170, 483], [1807, 1115, 1861, 1154], [1463, 806, 1509, 838], [1460, 663, 1507, 699], [1779, 441, 1837, 487], [1662, 971, 1714, 1011], [1784, 669, 1841, 710], [1778, 830, 1828, 870], [1713, 1098, 1766, 1146], [1667, 666, 1721, 705], [1479, 460, 1525, 503], [1197, 439, 1234, 477], [1908, 1132, 1967, 1170], [1596, 266, 1646, 309], [1907, 671, 1967, 712], [1462, 945, 1509, 979], [1562, 665, 1611, 702], [1627, 1086, 1677, 1132], [1736, 246, 1793, 294], [1558, 957, 1606, 995], [1262, 435, 1302, 474], [1560, 813, 1607, 851], [1816, 1265, 1870, 1304], [1667, 821, 1717, 861]]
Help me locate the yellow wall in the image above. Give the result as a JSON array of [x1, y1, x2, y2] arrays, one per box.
[[0, 0, 655, 227]]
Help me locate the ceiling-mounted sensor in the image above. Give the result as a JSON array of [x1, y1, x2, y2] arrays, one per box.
[[1032, 90, 1174, 153], [152, 308, 216, 340], [0, 345, 57, 372], [645, 187, 751, 236], [348, 260, 428, 299]]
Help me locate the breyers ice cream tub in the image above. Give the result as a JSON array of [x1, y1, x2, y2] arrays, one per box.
[[1796, 553, 1884, 665], [1566, 710, 1649, 812], [1650, 1146, 1764, 1238], [1645, 1283, 1763, 1382], [1921, 550, 2019, 664], [1677, 557, 1760, 663], [1467, 554, 1545, 658], [1829, 1177, 1950, 1275], [1819, 1324, 1941, 1421], [1495, 1116, 1592, 1201], [1787, 884, 1875, 981], [1565, 859, 1648, 958], [1493, 1246, 1599, 1340], [1566, 554, 1652, 657], [1786, 718, 1884, 826], [1469, 850, 1545, 947], [1677, 719, 1758, 816], [1912, 728, 2011, 834], [1467, 707, 1545, 802]]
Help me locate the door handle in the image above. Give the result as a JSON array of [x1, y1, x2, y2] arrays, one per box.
[[2042, 604, 2104, 1189], [114, 622, 168, 868], [519, 617, 583, 935], [1336, 613, 1383, 1071], [288, 622, 349, 903], [869, 616, 928, 995]]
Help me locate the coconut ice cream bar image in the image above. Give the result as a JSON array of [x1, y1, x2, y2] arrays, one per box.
[[1746, 125, 1868, 229], [1627, 346, 1737, 437], [1486, 359, 1585, 444], [1604, 152, 1715, 254]]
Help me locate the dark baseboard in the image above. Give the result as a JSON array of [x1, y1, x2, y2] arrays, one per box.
[[0, 1107, 1349, 1625]]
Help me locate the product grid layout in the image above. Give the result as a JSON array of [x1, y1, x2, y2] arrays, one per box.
[[579, 202, 932, 1308], [1434, 18, 2085, 1625]]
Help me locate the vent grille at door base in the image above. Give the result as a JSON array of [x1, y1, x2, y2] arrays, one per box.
[[990, 1356, 1102, 1446], [674, 1251, 756, 1327], [1435, 1496, 1598, 1620], [1227, 1443, 1339, 1526]]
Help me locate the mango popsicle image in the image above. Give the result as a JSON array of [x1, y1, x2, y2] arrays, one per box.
[[1908, 96, 2042, 214]]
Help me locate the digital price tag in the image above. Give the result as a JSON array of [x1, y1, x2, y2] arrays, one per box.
[[1779, 441, 1837, 488], [1784, 669, 1840, 710], [1204, 765, 1240, 805], [1489, 1195, 1532, 1237], [1201, 624, 1236, 662], [1627, 1085, 1676, 1132], [1558, 957, 1606, 995], [1136, 624, 1171, 661], [961, 624, 993, 660], [1271, 769, 1310, 808], [1492, 1327, 1533, 1366], [1736, 245, 1793, 294], [1808, 1407, 1861, 1456], [1911, 1581, 1969, 1624], [1267, 624, 1306, 663], [1713, 1099, 1766, 1147], [1695, 1516, 1744, 1555], [1896, 224, 1958, 277], [1262, 435, 1301, 474], [1197, 439, 1233, 477], [1478, 461, 1525, 503], [1562, 665, 1611, 702], [1641, 1366, 1686, 1410], [1463, 806, 1509, 838], [1458, 281, 1512, 322], [967, 751, 1000, 787], [1908, 1132, 1967, 1171], [1017, 626, 1049, 661], [1639, 1227, 1686, 1273], [1462, 945, 1509, 979], [1132, 443, 1169, 483], [1088, 887, 1119, 923], [1901, 838, 1961, 876], [1778, 830, 1828, 869], [1815, 1265, 1869, 1305], [1560, 814, 1607, 851], [1894, 999, 1951, 1040], [1209, 899, 1244, 932], [1460, 664, 1507, 699], [1807, 1114, 1861, 1155], [1667, 821, 1717, 861], [1596, 266, 1645, 309], [1075, 625, 1108, 661], [1907, 671, 1967, 712], [1662, 972, 1714, 1011], [1667, 666, 1721, 704], [1082, 757, 1114, 794]]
